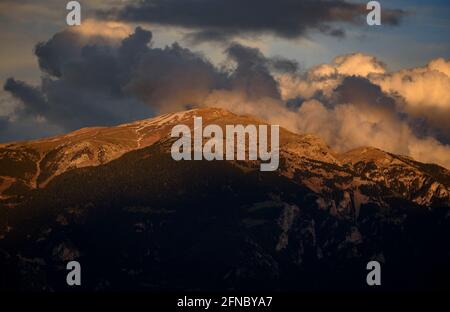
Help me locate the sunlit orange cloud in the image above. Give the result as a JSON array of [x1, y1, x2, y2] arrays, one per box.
[[69, 19, 133, 39]]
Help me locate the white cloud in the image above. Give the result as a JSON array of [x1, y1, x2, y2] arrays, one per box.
[[372, 58, 450, 138], [71, 19, 133, 40]]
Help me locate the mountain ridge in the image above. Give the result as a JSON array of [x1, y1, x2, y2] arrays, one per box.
[[0, 107, 449, 208]]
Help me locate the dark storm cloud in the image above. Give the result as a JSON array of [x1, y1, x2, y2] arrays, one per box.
[[123, 41, 228, 111], [103, 0, 404, 42], [226, 43, 280, 99], [35, 31, 84, 78], [4, 78, 50, 117], [268, 57, 299, 74], [334, 76, 398, 112], [3, 28, 156, 134], [4, 76, 153, 132]]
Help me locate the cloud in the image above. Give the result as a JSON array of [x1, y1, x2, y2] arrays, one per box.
[[329, 53, 387, 77], [73, 19, 133, 39], [3, 26, 157, 138], [225, 43, 281, 99], [276, 53, 387, 101], [0, 90, 65, 142], [34, 20, 133, 78], [277, 53, 450, 145], [372, 58, 450, 142], [102, 0, 404, 42], [123, 40, 226, 112]]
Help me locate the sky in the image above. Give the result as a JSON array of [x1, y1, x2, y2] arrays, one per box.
[[0, 0, 449, 168]]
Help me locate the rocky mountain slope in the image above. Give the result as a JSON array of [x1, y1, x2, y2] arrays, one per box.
[[0, 110, 199, 198], [0, 108, 449, 291]]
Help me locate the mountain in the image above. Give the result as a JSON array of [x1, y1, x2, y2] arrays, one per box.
[[1, 108, 448, 206], [0, 107, 449, 291]]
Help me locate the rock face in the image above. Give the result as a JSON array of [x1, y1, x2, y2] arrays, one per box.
[[0, 108, 449, 291]]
